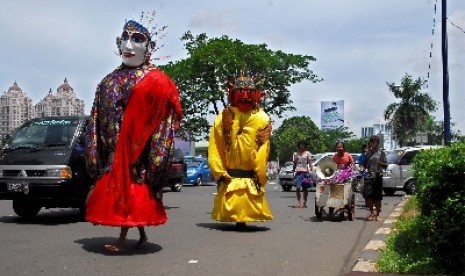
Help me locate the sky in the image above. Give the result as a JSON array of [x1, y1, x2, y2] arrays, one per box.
[[1, 0, 464, 138]]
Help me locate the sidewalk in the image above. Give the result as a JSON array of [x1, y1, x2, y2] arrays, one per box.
[[346, 196, 411, 275]]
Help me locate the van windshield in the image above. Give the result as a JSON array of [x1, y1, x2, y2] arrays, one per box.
[[8, 118, 80, 150]]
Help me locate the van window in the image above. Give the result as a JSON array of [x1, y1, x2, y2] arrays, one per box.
[[399, 151, 418, 165], [386, 150, 404, 164], [8, 118, 80, 149]]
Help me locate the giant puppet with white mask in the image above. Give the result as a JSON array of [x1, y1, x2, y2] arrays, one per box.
[[85, 12, 182, 252]]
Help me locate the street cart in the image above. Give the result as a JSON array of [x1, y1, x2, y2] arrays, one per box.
[[314, 181, 354, 220], [313, 159, 355, 220]]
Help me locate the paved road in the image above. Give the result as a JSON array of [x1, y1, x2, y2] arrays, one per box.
[[0, 180, 404, 276]]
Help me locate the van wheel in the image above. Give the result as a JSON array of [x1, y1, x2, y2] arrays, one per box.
[[383, 188, 396, 196], [171, 182, 182, 192], [13, 199, 41, 219], [194, 177, 202, 186], [404, 180, 415, 195], [79, 206, 86, 218]]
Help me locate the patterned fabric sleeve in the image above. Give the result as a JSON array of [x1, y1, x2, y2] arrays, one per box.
[[147, 108, 180, 190], [85, 83, 102, 180]]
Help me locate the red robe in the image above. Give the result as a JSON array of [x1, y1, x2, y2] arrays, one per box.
[[86, 69, 182, 227]]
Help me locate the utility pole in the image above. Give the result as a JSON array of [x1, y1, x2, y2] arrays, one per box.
[[442, 0, 451, 145]]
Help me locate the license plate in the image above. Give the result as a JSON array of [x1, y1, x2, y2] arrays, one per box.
[[7, 182, 28, 193]]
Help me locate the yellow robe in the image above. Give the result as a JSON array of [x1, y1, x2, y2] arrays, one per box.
[[209, 106, 273, 222]]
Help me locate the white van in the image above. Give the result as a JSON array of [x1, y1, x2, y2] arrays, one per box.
[[383, 145, 441, 196]]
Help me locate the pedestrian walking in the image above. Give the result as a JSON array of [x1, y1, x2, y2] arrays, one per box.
[[293, 141, 313, 208]]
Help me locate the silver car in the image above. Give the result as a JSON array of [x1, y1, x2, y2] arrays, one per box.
[[383, 145, 441, 196], [278, 161, 294, 191]]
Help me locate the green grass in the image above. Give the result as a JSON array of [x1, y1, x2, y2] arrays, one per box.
[[376, 196, 444, 275]]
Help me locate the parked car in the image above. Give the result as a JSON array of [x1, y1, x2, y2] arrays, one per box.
[[185, 156, 212, 186], [350, 153, 361, 171], [0, 116, 92, 218], [278, 161, 294, 191], [383, 145, 441, 196], [167, 148, 187, 192]]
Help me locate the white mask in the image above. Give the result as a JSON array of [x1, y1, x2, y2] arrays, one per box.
[[119, 31, 149, 67]]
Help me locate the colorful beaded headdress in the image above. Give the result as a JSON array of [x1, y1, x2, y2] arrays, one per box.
[[117, 10, 168, 61], [227, 70, 265, 109], [228, 70, 263, 90], [123, 20, 151, 40]]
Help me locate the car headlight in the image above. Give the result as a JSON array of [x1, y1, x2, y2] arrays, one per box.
[[46, 167, 72, 179]]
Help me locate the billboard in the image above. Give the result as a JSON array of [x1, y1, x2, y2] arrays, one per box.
[[321, 100, 344, 131]]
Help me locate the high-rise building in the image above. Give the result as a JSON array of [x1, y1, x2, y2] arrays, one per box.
[[361, 123, 397, 150], [0, 79, 85, 142], [34, 78, 85, 117], [0, 81, 33, 141]]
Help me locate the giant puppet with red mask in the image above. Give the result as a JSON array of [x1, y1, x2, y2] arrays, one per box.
[[85, 12, 182, 252], [208, 71, 273, 230]]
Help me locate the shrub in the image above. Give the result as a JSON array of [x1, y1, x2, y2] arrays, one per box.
[[413, 142, 465, 275]]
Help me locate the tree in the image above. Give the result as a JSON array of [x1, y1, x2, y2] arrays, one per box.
[[270, 116, 324, 164], [384, 74, 437, 147], [160, 32, 322, 141], [344, 138, 368, 154], [318, 127, 366, 153], [319, 127, 356, 152], [419, 115, 462, 145]]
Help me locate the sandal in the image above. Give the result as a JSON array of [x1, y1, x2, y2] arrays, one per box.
[[135, 236, 148, 249], [104, 244, 124, 252], [367, 214, 374, 221]]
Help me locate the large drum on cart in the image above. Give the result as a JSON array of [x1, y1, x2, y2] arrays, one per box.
[[313, 158, 355, 221], [315, 181, 355, 220]]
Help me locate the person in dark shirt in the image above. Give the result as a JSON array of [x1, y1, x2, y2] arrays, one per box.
[[362, 136, 387, 221]]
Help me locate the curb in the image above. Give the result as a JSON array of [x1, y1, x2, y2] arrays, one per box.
[[351, 195, 410, 273]]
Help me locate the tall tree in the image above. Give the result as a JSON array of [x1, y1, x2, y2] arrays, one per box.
[[160, 32, 322, 141], [270, 116, 324, 164], [384, 74, 437, 147], [419, 115, 462, 145]]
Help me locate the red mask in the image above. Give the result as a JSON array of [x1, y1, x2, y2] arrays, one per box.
[[233, 89, 253, 111], [229, 88, 262, 112]]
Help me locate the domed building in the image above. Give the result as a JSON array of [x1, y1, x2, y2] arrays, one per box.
[[0, 81, 33, 141], [34, 78, 85, 117], [0, 79, 85, 142]]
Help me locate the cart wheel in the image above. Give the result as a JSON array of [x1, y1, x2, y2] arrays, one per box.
[[315, 199, 322, 219], [347, 193, 355, 221]]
